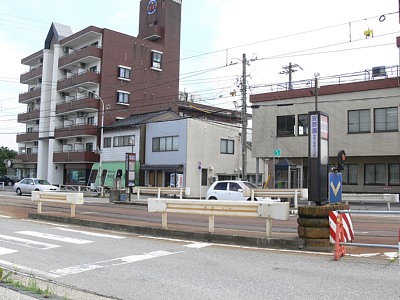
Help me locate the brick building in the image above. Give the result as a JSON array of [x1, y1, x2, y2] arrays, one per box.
[[16, 0, 182, 185]]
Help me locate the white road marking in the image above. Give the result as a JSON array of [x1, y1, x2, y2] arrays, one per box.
[[0, 234, 60, 249], [0, 246, 18, 255], [53, 228, 125, 239], [22, 219, 69, 227], [0, 215, 11, 219], [50, 250, 176, 277], [16, 231, 93, 245], [184, 242, 212, 249]]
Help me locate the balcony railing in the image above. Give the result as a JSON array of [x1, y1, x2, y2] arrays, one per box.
[[20, 65, 43, 84], [16, 131, 39, 143], [19, 87, 41, 103], [58, 46, 102, 68], [15, 153, 38, 163], [54, 124, 98, 139], [17, 109, 40, 123], [53, 150, 100, 163], [56, 96, 100, 115], [57, 71, 101, 91]]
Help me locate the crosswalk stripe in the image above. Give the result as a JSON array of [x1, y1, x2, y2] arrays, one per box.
[[16, 231, 93, 245], [53, 228, 125, 239], [0, 246, 18, 255], [0, 234, 60, 249]]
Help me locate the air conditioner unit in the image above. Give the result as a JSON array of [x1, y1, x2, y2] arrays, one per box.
[[77, 111, 86, 118], [59, 115, 68, 121], [61, 92, 69, 97], [78, 62, 86, 68], [62, 69, 68, 75], [75, 137, 83, 142], [63, 46, 70, 53], [58, 139, 65, 144], [211, 176, 218, 183]]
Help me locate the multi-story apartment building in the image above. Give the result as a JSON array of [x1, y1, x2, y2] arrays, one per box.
[[16, 0, 182, 185], [250, 65, 400, 194]]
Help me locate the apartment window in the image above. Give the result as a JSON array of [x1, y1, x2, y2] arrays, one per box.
[[151, 50, 163, 71], [364, 163, 385, 185], [87, 117, 95, 125], [117, 91, 130, 104], [220, 139, 234, 154], [103, 137, 112, 148], [389, 164, 400, 185], [152, 136, 179, 152], [118, 66, 131, 80], [348, 109, 370, 133], [298, 114, 309, 136], [113, 135, 135, 147], [342, 164, 358, 185], [86, 143, 94, 152], [374, 107, 398, 132], [277, 115, 295, 137]]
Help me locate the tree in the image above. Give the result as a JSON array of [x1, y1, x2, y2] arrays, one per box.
[[0, 147, 17, 175]]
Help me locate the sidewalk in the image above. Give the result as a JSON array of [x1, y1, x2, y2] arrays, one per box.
[[0, 285, 37, 300]]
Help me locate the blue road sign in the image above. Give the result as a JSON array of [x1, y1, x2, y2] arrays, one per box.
[[329, 172, 342, 203]]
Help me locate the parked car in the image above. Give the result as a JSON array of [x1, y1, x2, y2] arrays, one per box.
[[206, 180, 272, 201], [14, 178, 60, 195], [0, 175, 15, 186]]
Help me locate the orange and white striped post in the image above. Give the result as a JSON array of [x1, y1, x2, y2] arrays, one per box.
[[334, 214, 346, 261]]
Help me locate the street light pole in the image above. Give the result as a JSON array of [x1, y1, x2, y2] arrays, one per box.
[[79, 87, 104, 187], [241, 53, 247, 181]]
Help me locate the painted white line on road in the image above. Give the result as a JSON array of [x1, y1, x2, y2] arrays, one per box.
[[16, 231, 93, 245], [0, 215, 11, 219], [21, 219, 69, 227], [184, 242, 212, 249], [53, 228, 125, 239], [0, 234, 60, 250], [50, 250, 176, 277], [0, 247, 18, 255], [0, 259, 61, 279]]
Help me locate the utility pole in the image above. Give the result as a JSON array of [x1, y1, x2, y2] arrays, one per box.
[[279, 62, 303, 90], [241, 53, 248, 180]]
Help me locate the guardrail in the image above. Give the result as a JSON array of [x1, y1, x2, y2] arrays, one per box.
[[60, 184, 104, 197], [135, 186, 190, 200], [334, 210, 400, 261], [249, 189, 307, 208], [148, 198, 289, 237], [31, 191, 84, 217], [342, 194, 399, 211]]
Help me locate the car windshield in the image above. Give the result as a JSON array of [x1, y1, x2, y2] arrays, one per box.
[[34, 179, 51, 185], [242, 182, 257, 189]]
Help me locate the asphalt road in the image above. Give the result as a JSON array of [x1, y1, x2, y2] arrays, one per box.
[[0, 216, 398, 300]]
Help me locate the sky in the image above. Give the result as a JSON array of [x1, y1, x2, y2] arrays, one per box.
[[0, 0, 399, 151]]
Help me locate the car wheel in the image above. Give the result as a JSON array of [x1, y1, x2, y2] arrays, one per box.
[[247, 198, 258, 201], [208, 196, 217, 200], [16, 188, 22, 196]]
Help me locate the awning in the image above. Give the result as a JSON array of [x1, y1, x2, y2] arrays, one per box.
[[141, 164, 183, 171], [275, 158, 296, 170]]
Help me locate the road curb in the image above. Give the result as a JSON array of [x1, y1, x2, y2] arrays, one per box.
[[28, 213, 304, 250]]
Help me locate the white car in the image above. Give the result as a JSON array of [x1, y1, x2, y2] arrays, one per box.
[[206, 180, 272, 201], [15, 178, 60, 195]]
